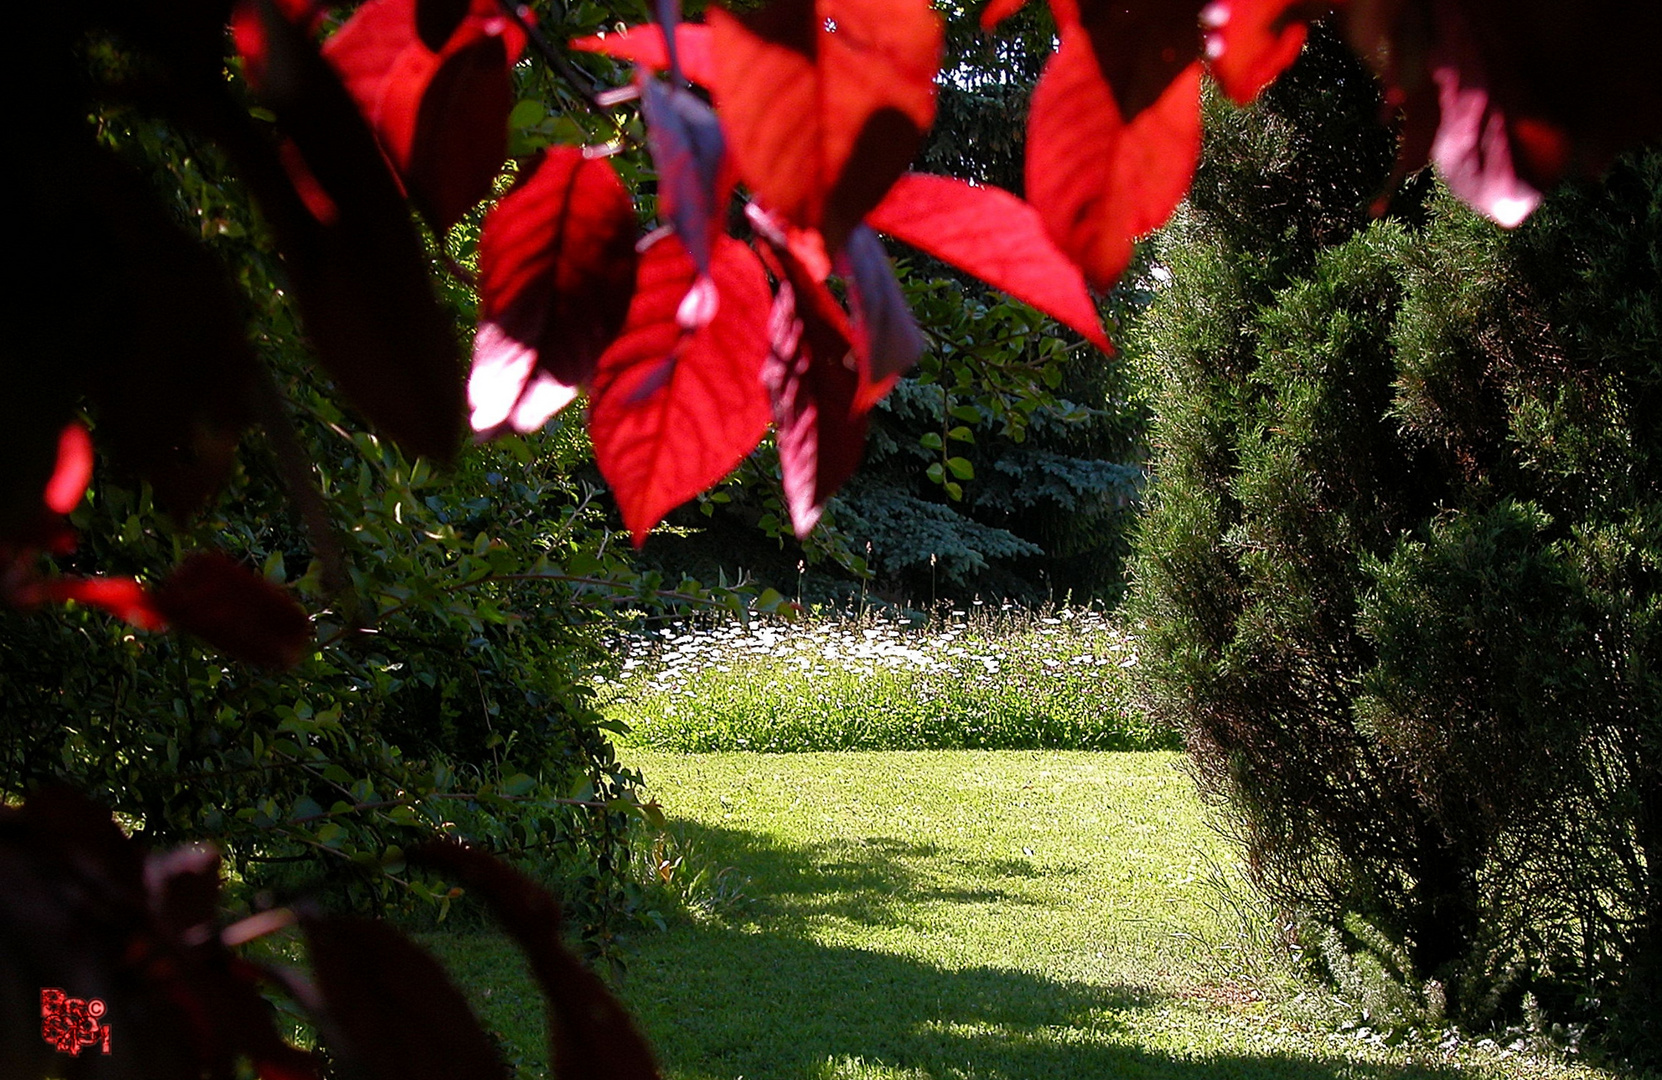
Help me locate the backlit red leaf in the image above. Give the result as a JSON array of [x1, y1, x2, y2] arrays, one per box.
[[1201, 0, 1311, 104], [470, 147, 638, 434], [43, 422, 94, 516], [1026, 27, 1202, 289], [589, 234, 773, 544], [751, 218, 869, 536], [570, 23, 717, 87], [866, 173, 1111, 352], [323, 0, 526, 231], [708, 0, 943, 255], [1342, 2, 1662, 227], [154, 551, 312, 669], [1426, 13, 1541, 228]]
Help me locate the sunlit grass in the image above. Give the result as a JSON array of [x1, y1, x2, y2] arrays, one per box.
[[599, 605, 1174, 752], [424, 751, 1624, 1080]]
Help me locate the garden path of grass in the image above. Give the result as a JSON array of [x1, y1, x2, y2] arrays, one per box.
[[428, 750, 1624, 1080]]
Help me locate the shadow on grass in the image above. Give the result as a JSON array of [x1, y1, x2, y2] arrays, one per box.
[[618, 818, 1472, 1080], [663, 818, 1049, 930]]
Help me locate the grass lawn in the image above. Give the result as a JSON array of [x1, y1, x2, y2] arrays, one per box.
[[425, 750, 1626, 1080]]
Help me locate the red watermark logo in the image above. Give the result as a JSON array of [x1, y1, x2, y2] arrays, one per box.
[[40, 988, 111, 1056]]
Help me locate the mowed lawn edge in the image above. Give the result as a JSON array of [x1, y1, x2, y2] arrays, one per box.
[[423, 750, 1622, 1080]]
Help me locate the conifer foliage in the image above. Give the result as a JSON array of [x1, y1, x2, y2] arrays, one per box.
[[1129, 30, 1662, 1052]]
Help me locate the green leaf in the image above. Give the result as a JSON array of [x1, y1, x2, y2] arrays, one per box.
[[946, 426, 975, 444], [502, 772, 536, 797], [946, 457, 975, 480], [919, 432, 944, 450]]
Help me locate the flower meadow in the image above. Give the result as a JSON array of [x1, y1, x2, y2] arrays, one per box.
[[599, 605, 1176, 752]]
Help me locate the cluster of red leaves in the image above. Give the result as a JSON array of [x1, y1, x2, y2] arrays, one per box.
[[8, 0, 1661, 660], [479, 0, 1662, 548], [0, 787, 659, 1080]]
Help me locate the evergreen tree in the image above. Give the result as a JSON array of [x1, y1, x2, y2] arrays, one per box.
[[1129, 23, 1662, 1055]]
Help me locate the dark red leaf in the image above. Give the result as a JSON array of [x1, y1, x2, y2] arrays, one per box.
[[570, 23, 717, 87], [470, 147, 638, 434], [143, 846, 222, 943], [1026, 27, 1203, 289], [0, 789, 322, 1080], [230, 0, 325, 88], [153, 552, 311, 669], [1067, 1, 1205, 121], [640, 75, 735, 274], [410, 841, 661, 1080], [323, 0, 526, 231], [865, 173, 1111, 352], [37, 143, 258, 518], [417, 0, 472, 50], [709, 0, 943, 255], [303, 916, 504, 1080], [234, 0, 465, 463], [1201, 0, 1311, 105], [1342, 1, 1662, 226], [838, 224, 924, 402], [589, 234, 773, 544]]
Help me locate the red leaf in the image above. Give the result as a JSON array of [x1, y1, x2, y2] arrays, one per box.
[[980, 0, 1029, 31], [708, 0, 943, 255], [323, 0, 526, 231], [866, 173, 1111, 352], [29, 577, 168, 632], [570, 23, 717, 87], [838, 224, 924, 403], [1201, 0, 1311, 105], [470, 147, 638, 434], [1026, 28, 1203, 289], [233, 0, 465, 463], [44, 421, 94, 516], [639, 75, 736, 274], [411, 841, 660, 1080], [303, 917, 505, 1080], [589, 234, 773, 544], [153, 552, 312, 669]]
